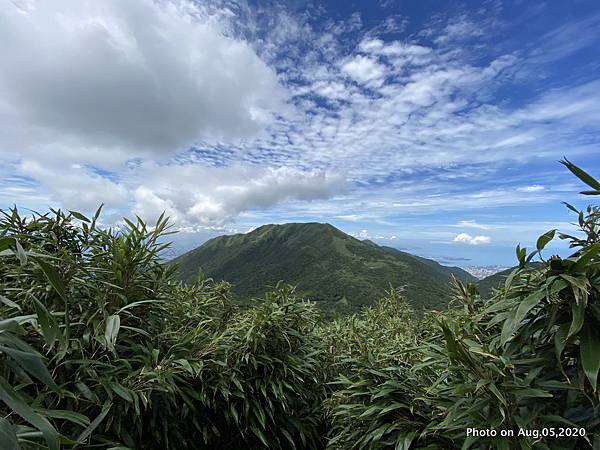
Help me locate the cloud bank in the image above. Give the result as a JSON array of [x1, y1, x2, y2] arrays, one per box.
[[0, 0, 284, 162]]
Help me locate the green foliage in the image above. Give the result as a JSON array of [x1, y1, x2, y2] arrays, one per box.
[[0, 208, 326, 449], [323, 160, 600, 449], [171, 222, 475, 315]]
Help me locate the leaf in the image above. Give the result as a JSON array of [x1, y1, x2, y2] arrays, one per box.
[[560, 158, 600, 192], [111, 382, 133, 402], [536, 229, 556, 252], [562, 202, 580, 214], [76, 382, 97, 402], [0, 418, 19, 450], [68, 210, 90, 223], [42, 409, 90, 428], [573, 243, 600, 272], [0, 345, 57, 389], [580, 322, 600, 392], [77, 402, 111, 444], [0, 295, 21, 311], [0, 318, 23, 333], [0, 237, 13, 253], [515, 245, 527, 267], [567, 300, 586, 339], [554, 325, 567, 360], [512, 290, 546, 330], [32, 297, 58, 349], [500, 308, 517, 345], [512, 388, 553, 398], [14, 239, 27, 266], [0, 376, 59, 450], [32, 257, 66, 302], [105, 315, 120, 352], [249, 426, 269, 448]]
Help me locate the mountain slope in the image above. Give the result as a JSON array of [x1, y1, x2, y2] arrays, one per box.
[[477, 267, 514, 297], [172, 223, 470, 313]]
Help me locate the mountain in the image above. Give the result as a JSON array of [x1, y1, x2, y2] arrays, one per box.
[[477, 267, 514, 297], [172, 222, 476, 314]]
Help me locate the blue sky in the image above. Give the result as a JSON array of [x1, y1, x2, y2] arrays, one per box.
[[0, 0, 599, 266]]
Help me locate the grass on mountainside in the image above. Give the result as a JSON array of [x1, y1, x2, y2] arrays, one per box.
[[171, 221, 475, 316], [0, 158, 598, 449]]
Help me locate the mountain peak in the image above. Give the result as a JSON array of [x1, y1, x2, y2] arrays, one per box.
[[172, 222, 474, 315]]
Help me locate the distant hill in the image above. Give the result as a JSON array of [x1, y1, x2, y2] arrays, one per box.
[[172, 223, 476, 314], [477, 267, 515, 297]]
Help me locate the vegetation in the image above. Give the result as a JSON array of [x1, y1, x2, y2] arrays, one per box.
[[477, 263, 542, 297], [0, 158, 598, 449], [172, 222, 475, 315]]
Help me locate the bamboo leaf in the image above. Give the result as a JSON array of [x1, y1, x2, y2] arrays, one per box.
[[567, 300, 586, 338], [14, 239, 27, 266], [32, 297, 58, 349], [0, 295, 21, 311], [42, 409, 91, 428], [512, 290, 546, 329], [77, 402, 112, 444], [536, 229, 555, 252], [111, 382, 133, 402], [580, 322, 600, 391], [0, 418, 19, 450], [0, 376, 59, 450], [32, 257, 66, 302], [0, 345, 57, 389], [560, 158, 600, 191], [68, 210, 90, 223], [105, 315, 120, 352]]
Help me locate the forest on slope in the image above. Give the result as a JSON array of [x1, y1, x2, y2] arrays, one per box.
[[172, 222, 475, 315], [0, 159, 598, 449]]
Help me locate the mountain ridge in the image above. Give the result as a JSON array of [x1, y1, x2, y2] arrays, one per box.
[[172, 222, 476, 314]]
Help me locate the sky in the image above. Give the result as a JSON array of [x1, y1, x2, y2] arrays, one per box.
[[1, 0, 599, 266]]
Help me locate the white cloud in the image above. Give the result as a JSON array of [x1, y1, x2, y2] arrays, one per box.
[[0, 0, 284, 162], [457, 220, 490, 230], [517, 185, 545, 192], [132, 164, 345, 226], [18, 160, 128, 212], [453, 233, 491, 245], [341, 55, 386, 85], [358, 229, 369, 239], [1, 1, 599, 234]]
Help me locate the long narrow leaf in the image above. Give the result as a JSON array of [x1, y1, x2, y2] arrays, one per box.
[[0, 376, 59, 450]]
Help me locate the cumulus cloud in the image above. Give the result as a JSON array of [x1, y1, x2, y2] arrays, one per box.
[[341, 55, 387, 85], [132, 164, 345, 226], [453, 233, 492, 245], [0, 0, 284, 161]]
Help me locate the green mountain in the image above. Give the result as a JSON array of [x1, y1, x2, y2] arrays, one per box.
[[172, 222, 476, 314], [477, 267, 514, 297]]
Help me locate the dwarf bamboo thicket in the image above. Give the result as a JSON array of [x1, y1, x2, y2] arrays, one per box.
[[0, 159, 598, 449]]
